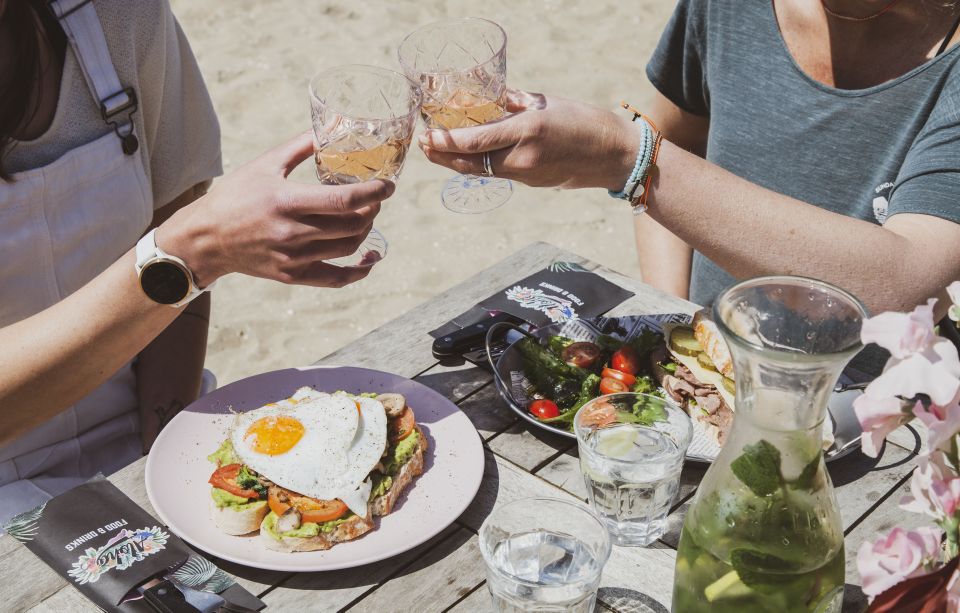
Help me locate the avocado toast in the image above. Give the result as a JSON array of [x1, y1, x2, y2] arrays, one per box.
[[206, 389, 427, 552]]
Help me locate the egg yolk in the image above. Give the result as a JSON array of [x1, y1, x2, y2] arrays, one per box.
[[244, 415, 305, 455]]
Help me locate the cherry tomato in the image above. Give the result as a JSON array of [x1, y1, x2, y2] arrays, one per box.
[[599, 377, 629, 395], [388, 407, 416, 442], [268, 486, 349, 523], [611, 346, 641, 375], [529, 399, 560, 419], [561, 342, 601, 369], [208, 464, 261, 499], [601, 367, 637, 386]]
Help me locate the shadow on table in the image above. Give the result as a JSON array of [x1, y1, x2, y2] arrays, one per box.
[[598, 587, 669, 613], [827, 442, 914, 488], [414, 368, 492, 403]]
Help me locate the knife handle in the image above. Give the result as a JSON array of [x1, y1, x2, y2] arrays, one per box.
[[432, 313, 521, 357], [142, 580, 200, 613]]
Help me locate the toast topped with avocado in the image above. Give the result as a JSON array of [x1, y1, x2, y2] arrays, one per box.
[[206, 388, 427, 551]]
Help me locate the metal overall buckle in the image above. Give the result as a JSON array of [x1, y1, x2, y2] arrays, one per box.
[[100, 87, 140, 155]]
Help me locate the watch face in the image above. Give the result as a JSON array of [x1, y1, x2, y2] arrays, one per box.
[[140, 260, 190, 305]]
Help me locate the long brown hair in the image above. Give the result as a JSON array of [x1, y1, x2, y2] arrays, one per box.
[[0, 0, 66, 180]]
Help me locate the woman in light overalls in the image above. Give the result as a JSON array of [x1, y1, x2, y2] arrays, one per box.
[[0, 0, 393, 524]]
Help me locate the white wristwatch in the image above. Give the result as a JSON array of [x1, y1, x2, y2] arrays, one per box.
[[135, 229, 212, 307]]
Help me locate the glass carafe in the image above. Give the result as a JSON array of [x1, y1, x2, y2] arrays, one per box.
[[672, 276, 867, 612]]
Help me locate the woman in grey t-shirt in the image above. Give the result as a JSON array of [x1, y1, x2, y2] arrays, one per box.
[[420, 0, 960, 324]]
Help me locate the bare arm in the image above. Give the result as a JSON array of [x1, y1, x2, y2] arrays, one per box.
[[421, 95, 960, 316], [0, 133, 392, 446], [634, 92, 709, 299], [136, 183, 211, 453]]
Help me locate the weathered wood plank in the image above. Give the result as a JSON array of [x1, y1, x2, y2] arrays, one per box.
[[842, 479, 924, 612], [24, 585, 100, 613], [344, 528, 485, 613], [447, 583, 493, 612], [413, 361, 492, 405], [453, 382, 518, 440], [317, 242, 594, 374], [486, 422, 576, 471], [259, 525, 459, 611]]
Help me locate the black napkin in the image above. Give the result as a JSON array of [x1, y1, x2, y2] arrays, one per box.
[[4, 476, 264, 612], [430, 261, 635, 338]]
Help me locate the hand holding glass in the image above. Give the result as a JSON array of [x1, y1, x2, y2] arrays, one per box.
[[309, 65, 421, 266]]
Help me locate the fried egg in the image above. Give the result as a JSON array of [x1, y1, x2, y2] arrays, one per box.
[[231, 388, 387, 517]]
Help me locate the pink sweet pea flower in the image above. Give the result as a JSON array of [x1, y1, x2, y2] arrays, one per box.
[[857, 526, 944, 599], [914, 397, 960, 454], [861, 299, 960, 407], [948, 281, 960, 325], [854, 395, 913, 458], [901, 455, 960, 521]]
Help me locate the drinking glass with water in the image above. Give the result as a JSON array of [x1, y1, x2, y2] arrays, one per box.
[[478, 497, 611, 612], [574, 393, 692, 547]]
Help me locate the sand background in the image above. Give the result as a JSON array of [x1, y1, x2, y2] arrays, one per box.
[[168, 0, 675, 385]]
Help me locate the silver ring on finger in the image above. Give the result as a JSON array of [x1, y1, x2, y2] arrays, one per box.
[[481, 151, 495, 178]]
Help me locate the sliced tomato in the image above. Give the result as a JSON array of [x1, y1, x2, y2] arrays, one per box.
[[529, 399, 560, 419], [268, 486, 349, 523], [611, 346, 641, 375], [599, 377, 629, 396], [601, 367, 637, 386], [561, 342, 601, 369], [208, 464, 260, 499], [388, 407, 416, 442]]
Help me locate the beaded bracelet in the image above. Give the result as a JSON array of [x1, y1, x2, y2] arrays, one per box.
[[609, 101, 663, 215]]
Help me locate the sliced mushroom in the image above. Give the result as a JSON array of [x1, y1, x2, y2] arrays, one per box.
[[377, 393, 407, 418], [276, 508, 301, 533]]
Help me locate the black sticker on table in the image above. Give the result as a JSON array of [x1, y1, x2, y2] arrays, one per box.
[[2, 476, 258, 611]]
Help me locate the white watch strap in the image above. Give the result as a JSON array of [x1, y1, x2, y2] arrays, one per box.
[[135, 230, 213, 307]]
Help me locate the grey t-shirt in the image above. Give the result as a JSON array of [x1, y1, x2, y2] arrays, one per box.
[[646, 0, 960, 308]]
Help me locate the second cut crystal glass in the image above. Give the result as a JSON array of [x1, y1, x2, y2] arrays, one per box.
[[309, 64, 421, 266], [398, 17, 513, 214]]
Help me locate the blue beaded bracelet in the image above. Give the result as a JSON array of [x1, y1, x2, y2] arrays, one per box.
[[608, 118, 655, 203]]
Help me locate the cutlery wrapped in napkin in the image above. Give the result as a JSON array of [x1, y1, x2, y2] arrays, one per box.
[[3, 476, 263, 612]]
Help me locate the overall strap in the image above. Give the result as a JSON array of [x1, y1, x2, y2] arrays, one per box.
[[48, 0, 139, 154]]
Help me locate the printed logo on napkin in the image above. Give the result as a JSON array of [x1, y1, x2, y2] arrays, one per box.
[[4, 476, 193, 608], [479, 262, 635, 327], [67, 524, 170, 584]]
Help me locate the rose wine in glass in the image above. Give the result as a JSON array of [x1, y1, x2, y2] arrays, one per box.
[[309, 64, 421, 266], [399, 18, 513, 214]]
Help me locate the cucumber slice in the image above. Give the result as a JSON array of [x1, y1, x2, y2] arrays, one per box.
[[722, 377, 736, 395], [669, 326, 702, 356], [697, 351, 717, 371]]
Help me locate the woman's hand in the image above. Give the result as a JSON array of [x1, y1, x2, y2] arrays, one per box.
[[419, 90, 640, 192], [157, 131, 393, 288]]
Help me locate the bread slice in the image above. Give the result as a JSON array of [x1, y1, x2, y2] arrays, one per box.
[[259, 513, 374, 552], [371, 425, 428, 517], [693, 309, 735, 380], [258, 425, 428, 552], [209, 498, 269, 536]]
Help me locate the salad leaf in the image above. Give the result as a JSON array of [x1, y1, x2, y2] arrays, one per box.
[[631, 375, 657, 394], [547, 335, 576, 356], [540, 374, 600, 426], [595, 334, 624, 352], [660, 361, 678, 373], [237, 466, 267, 497], [730, 440, 783, 497], [629, 328, 663, 359], [633, 397, 668, 425], [516, 338, 590, 381]]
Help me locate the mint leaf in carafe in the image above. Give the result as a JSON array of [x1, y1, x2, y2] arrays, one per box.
[[730, 440, 782, 497]]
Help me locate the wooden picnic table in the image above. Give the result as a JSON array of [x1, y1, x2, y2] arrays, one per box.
[[1, 242, 922, 612]]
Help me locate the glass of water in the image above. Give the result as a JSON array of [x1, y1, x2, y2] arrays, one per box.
[[478, 497, 611, 612], [574, 393, 692, 547]]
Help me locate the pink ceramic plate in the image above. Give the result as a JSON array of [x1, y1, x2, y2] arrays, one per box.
[[145, 365, 484, 572]]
